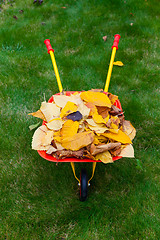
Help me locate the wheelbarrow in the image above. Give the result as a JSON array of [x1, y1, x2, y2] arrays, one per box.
[[38, 35, 122, 201]]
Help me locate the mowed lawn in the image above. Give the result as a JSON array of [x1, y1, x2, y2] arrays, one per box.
[[0, 0, 160, 239]]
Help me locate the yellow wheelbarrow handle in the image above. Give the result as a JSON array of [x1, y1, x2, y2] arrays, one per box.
[[104, 34, 121, 92], [44, 39, 63, 93]]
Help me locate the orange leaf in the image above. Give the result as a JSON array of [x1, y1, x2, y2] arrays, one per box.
[[28, 109, 46, 121], [61, 120, 79, 138], [61, 131, 94, 151]]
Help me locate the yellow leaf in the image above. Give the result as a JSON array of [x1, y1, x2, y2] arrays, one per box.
[[95, 151, 113, 164], [109, 123, 119, 133], [92, 112, 106, 124], [103, 130, 132, 144], [109, 128, 119, 134], [93, 137, 100, 145], [94, 135, 107, 143], [61, 120, 79, 138], [61, 131, 94, 151], [104, 115, 110, 123], [60, 101, 78, 118], [80, 91, 111, 108], [120, 144, 134, 158], [28, 109, 46, 121], [113, 61, 124, 66]]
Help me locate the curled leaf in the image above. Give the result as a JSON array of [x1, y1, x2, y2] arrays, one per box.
[[122, 120, 136, 140], [95, 150, 113, 164], [56, 149, 84, 159], [90, 142, 121, 155]]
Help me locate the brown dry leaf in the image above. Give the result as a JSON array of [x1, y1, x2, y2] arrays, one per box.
[[80, 91, 111, 108], [120, 144, 134, 158], [95, 150, 113, 164], [32, 125, 54, 150], [40, 102, 60, 122], [96, 106, 109, 119], [56, 149, 84, 159], [110, 145, 122, 156], [46, 118, 63, 131], [103, 130, 132, 144], [28, 109, 46, 121], [108, 93, 118, 104], [61, 120, 79, 138], [60, 101, 78, 118], [85, 102, 97, 116], [122, 120, 136, 140], [90, 142, 121, 155], [110, 105, 122, 116], [61, 131, 94, 151]]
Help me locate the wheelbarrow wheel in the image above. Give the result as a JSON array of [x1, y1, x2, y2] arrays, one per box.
[[80, 169, 88, 201]]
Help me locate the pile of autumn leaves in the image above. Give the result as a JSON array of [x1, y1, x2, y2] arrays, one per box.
[[29, 90, 136, 163]]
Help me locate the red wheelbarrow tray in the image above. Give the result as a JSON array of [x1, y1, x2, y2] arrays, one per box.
[[37, 91, 123, 163]]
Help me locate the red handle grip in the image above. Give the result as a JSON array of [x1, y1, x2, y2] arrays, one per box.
[[44, 39, 54, 54], [112, 34, 121, 50]]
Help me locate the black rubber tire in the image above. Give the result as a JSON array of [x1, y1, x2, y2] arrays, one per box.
[[80, 169, 88, 201]]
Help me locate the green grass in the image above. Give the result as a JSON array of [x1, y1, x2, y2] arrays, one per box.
[[0, 0, 160, 239]]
